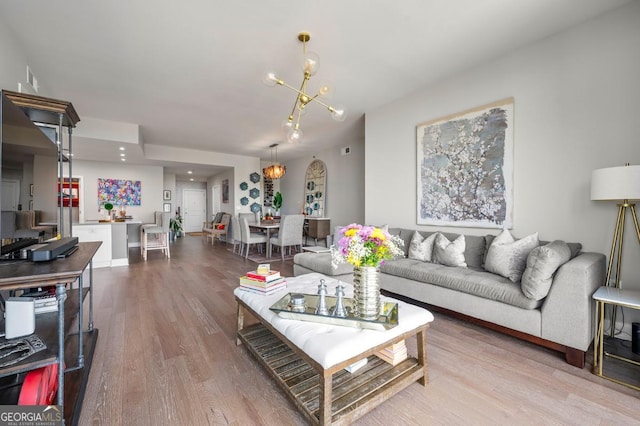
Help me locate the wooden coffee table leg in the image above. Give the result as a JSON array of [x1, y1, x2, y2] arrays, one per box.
[[236, 302, 245, 346], [417, 327, 428, 385], [319, 372, 332, 425]]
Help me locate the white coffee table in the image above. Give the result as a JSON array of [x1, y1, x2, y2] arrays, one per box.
[[234, 272, 434, 425]]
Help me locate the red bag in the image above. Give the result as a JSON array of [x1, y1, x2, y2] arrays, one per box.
[[217, 224, 225, 230], [19, 362, 62, 405]]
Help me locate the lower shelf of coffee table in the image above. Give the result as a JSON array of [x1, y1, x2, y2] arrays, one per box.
[[238, 323, 423, 425]]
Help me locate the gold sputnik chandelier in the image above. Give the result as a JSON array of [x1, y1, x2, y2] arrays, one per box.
[[264, 32, 346, 144], [263, 143, 286, 180]]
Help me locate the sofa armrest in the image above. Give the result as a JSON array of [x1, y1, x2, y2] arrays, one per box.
[[540, 252, 605, 351]]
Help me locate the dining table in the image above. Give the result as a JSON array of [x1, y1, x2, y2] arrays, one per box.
[[249, 221, 280, 258]]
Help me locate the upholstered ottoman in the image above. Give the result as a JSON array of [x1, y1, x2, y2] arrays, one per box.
[[293, 252, 354, 283], [234, 272, 434, 425]]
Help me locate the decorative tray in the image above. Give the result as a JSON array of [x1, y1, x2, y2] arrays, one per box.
[[269, 292, 398, 331]]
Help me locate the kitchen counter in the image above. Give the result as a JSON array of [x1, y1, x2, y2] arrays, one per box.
[[73, 220, 142, 267]]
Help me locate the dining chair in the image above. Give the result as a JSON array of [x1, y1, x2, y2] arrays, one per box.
[[269, 214, 305, 260], [239, 212, 257, 225], [239, 217, 267, 259], [230, 215, 242, 254]]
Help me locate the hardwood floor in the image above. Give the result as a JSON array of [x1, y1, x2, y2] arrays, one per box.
[[79, 235, 640, 425]]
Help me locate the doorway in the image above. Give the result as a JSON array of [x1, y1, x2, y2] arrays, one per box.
[[1, 179, 20, 211], [183, 188, 206, 233]]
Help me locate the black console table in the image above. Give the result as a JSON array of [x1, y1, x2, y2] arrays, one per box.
[[0, 241, 100, 425]]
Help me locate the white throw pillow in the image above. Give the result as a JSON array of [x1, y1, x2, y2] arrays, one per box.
[[434, 233, 467, 267], [521, 240, 572, 300], [408, 231, 437, 262], [484, 230, 539, 282]]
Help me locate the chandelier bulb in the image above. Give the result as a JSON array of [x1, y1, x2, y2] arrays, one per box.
[[301, 51, 320, 76], [263, 72, 279, 86], [330, 105, 347, 122], [287, 127, 303, 144], [281, 118, 293, 130], [317, 82, 333, 98]]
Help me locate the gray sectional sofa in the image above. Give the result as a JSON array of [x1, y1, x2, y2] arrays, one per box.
[[293, 227, 606, 368]]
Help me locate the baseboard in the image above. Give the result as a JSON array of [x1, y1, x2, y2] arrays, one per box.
[[110, 258, 129, 267]]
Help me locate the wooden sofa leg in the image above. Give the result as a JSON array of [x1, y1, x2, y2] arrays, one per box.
[[565, 347, 585, 368]]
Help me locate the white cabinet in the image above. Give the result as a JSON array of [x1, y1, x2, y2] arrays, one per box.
[[73, 224, 112, 268]]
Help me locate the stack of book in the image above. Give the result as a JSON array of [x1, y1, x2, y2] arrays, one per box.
[[375, 340, 408, 366], [239, 270, 287, 295]]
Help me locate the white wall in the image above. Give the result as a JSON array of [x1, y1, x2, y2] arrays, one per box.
[[279, 137, 365, 229], [0, 20, 32, 93], [365, 2, 640, 329], [69, 160, 164, 223]]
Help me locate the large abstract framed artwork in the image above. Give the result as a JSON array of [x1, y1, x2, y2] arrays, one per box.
[[416, 98, 514, 228], [98, 178, 142, 206]]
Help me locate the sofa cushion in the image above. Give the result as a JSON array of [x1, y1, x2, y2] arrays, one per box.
[[540, 240, 582, 259], [293, 252, 353, 276], [408, 231, 437, 262], [484, 230, 539, 282], [397, 229, 417, 257], [521, 240, 572, 300], [434, 234, 467, 267], [381, 258, 541, 310]]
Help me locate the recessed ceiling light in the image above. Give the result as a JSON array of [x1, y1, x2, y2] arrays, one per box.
[[187, 170, 193, 174], [121, 158, 126, 162], [119, 147, 125, 151], [189, 178, 194, 181], [120, 153, 125, 157]]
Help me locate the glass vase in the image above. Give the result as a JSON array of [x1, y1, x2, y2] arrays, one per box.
[[353, 266, 381, 320]]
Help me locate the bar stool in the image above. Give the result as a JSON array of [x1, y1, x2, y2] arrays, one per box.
[[141, 212, 170, 260]]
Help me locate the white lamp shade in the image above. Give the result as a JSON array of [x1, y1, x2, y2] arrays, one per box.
[[591, 165, 640, 201]]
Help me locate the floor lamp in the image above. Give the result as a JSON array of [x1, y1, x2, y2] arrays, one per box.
[[591, 164, 640, 336]]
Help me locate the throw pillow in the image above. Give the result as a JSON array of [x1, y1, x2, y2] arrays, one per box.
[[433, 233, 467, 267], [521, 240, 572, 300], [408, 231, 437, 262], [484, 230, 539, 282]]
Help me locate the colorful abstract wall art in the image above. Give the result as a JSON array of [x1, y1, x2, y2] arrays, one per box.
[[416, 98, 514, 228], [97, 178, 141, 206]]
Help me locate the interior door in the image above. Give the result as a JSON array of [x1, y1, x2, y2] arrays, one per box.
[[1, 179, 20, 211], [183, 188, 206, 233]]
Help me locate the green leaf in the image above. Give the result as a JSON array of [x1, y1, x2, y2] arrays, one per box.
[[273, 191, 283, 210]]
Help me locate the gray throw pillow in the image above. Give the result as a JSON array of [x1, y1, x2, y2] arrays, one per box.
[[408, 231, 437, 262], [521, 240, 572, 300], [484, 230, 539, 282], [434, 233, 467, 267]]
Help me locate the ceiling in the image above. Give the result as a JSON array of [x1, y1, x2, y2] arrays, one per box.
[[0, 0, 632, 181]]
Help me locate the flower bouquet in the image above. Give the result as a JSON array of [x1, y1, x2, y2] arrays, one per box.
[[331, 224, 404, 320], [331, 224, 404, 268]]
